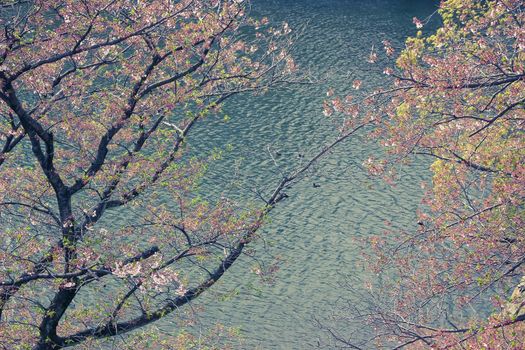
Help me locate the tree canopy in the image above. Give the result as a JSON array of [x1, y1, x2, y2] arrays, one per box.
[[0, 1, 312, 349], [322, 0, 525, 348]]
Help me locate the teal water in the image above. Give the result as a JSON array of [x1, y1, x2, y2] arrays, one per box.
[[160, 1, 439, 349]]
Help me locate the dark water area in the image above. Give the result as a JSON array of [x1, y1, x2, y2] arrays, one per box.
[[157, 1, 439, 348]]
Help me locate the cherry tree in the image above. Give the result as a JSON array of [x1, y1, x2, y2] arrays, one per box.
[[321, 0, 525, 348], [0, 1, 371, 349]]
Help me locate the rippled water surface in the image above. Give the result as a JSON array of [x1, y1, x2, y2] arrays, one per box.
[[160, 1, 439, 348]]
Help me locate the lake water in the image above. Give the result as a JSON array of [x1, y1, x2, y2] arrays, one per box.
[[157, 1, 439, 349]]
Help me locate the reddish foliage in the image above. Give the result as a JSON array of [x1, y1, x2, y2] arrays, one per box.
[[323, 0, 525, 348], [0, 1, 303, 349]]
